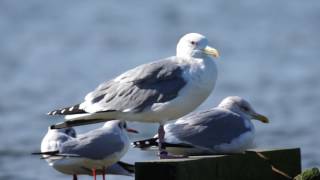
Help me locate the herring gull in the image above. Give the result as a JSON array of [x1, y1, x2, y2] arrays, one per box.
[[133, 96, 269, 155], [48, 33, 219, 158]]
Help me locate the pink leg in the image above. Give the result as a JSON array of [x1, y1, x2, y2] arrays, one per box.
[[158, 124, 168, 159], [102, 166, 106, 180], [92, 168, 96, 180], [72, 174, 78, 180]]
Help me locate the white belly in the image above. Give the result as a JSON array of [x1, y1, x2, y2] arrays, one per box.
[[52, 156, 118, 175]]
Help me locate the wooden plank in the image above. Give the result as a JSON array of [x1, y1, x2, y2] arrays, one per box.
[[135, 148, 301, 180]]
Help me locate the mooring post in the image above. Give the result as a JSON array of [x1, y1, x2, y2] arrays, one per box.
[[135, 148, 301, 180]]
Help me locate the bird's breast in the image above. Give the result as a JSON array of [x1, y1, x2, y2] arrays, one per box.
[[184, 58, 217, 91]]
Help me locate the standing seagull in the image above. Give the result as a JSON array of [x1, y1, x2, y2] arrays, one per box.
[[48, 33, 219, 158], [36, 120, 138, 180], [133, 96, 269, 155], [37, 126, 134, 180]]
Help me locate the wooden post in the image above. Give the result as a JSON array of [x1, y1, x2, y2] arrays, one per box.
[[135, 148, 301, 180]]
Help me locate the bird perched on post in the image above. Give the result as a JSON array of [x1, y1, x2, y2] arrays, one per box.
[[133, 96, 269, 155], [48, 33, 219, 158], [34, 120, 137, 180]]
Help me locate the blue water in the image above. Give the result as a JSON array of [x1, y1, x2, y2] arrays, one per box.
[[0, 0, 319, 179]]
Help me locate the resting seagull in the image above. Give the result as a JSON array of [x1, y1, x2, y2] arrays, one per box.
[[34, 120, 138, 180], [133, 96, 269, 155], [48, 33, 219, 158], [35, 126, 134, 180]]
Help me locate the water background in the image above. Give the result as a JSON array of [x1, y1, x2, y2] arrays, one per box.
[[0, 0, 319, 179]]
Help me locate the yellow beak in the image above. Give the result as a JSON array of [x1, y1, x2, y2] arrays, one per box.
[[252, 113, 269, 123], [203, 46, 220, 58]]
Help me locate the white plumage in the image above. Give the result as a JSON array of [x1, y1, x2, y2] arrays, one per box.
[[49, 33, 219, 158]]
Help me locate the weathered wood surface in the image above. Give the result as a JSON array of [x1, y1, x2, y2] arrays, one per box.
[[135, 148, 301, 180]]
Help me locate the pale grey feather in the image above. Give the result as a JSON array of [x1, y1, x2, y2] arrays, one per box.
[[60, 127, 124, 160], [83, 57, 187, 113], [165, 108, 251, 149]]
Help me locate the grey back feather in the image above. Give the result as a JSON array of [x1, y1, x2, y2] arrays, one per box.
[[60, 127, 125, 160], [84, 57, 187, 113], [165, 108, 251, 149]]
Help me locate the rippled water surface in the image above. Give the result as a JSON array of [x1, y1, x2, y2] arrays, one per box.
[[0, 1, 319, 179]]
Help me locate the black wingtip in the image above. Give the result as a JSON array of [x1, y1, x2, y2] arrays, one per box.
[[31, 150, 59, 156], [132, 138, 159, 149], [47, 104, 86, 116], [31, 152, 43, 155], [50, 122, 68, 129], [51, 119, 109, 129], [133, 138, 194, 149]]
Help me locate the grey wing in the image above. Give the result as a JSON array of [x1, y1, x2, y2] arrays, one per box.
[[165, 109, 251, 149], [82, 57, 187, 113], [60, 129, 125, 160]]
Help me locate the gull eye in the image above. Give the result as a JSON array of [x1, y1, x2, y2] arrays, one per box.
[[190, 41, 196, 45], [242, 106, 250, 112]]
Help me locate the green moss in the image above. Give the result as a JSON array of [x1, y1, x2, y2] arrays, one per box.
[[295, 168, 320, 180]]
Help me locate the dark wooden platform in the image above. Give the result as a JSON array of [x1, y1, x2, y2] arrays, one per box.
[[135, 148, 301, 180]]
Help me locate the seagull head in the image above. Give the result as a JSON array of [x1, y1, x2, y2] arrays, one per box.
[[103, 120, 139, 134], [176, 33, 219, 59], [218, 96, 269, 123], [48, 126, 77, 137]]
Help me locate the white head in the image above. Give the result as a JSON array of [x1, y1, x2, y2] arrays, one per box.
[[176, 33, 219, 59], [103, 120, 139, 134], [218, 96, 269, 123]]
